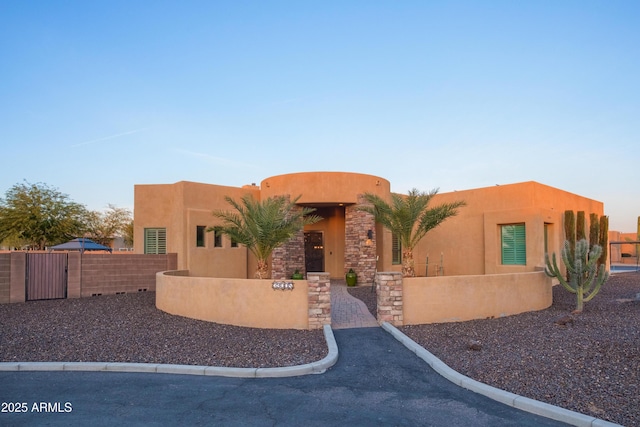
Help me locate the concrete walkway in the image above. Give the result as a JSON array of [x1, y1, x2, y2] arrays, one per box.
[[330, 279, 379, 329]]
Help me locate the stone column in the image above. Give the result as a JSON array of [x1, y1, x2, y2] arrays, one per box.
[[376, 272, 404, 326], [271, 202, 305, 280], [344, 194, 377, 284], [307, 272, 331, 330]]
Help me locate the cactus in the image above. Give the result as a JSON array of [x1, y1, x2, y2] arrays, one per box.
[[598, 215, 608, 267], [576, 211, 586, 241], [545, 239, 609, 313]]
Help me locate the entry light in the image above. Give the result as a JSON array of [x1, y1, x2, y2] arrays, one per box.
[[365, 229, 373, 246]]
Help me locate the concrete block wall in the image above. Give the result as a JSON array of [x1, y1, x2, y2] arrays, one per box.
[[0, 252, 177, 303], [0, 254, 10, 304], [78, 253, 177, 297]]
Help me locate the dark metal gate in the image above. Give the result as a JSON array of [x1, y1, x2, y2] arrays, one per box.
[[26, 253, 68, 301]]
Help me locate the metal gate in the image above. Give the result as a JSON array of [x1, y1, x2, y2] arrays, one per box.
[[26, 253, 68, 301]]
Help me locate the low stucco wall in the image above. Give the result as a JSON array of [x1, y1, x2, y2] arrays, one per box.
[[156, 271, 309, 329], [403, 271, 552, 324]]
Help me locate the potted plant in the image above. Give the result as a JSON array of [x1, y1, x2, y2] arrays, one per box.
[[345, 268, 357, 286], [291, 269, 304, 280]]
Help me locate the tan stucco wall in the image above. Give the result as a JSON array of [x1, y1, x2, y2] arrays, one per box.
[[403, 271, 553, 324], [261, 171, 389, 204], [134, 181, 260, 276], [156, 272, 309, 329], [405, 181, 604, 276], [134, 177, 604, 280]]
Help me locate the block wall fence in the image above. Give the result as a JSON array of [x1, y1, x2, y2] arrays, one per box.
[[0, 252, 177, 304]]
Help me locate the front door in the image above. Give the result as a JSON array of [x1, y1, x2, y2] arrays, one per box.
[[304, 232, 324, 273]]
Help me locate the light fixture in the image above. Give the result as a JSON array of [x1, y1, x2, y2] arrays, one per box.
[[365, 229, 373, 246]]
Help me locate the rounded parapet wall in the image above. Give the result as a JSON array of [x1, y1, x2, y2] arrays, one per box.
[[156, 271, 310, 329], [260, 171, 390, 204]]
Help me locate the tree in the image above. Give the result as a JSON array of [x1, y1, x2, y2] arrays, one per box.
[[84, 204, 133, 247], [0, 181, 87, 249], [359, 188, 466, 277], [210, 194, 321, 279]]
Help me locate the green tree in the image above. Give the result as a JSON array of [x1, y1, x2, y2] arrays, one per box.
[[210, 194, 321, 279], [359, 188, 466, 277], [84, 204, 133, 247], [0, 181, 87, 249]]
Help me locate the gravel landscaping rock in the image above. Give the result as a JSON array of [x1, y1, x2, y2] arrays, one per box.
[[0, 292, 326, 369]]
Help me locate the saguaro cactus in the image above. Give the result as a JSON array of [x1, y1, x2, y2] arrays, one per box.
[[545, 239, 609, 313]]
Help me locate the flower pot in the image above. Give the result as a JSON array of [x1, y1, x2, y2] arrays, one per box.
[[345, 269, 357, 286]]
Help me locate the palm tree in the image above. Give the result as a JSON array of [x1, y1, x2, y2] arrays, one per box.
[[210, 194, 321, 279], [359, 189, 466, 277]]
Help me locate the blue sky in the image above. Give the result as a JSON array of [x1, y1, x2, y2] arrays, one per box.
[[1, 1, 638, 232]]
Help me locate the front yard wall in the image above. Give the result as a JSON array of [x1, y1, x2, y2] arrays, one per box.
[[74, 253, 177, 297], [0, 252, 177, 303], [0, 254, 10, 303], [156, 271, 331, 330], [377, 271, 552, 325]]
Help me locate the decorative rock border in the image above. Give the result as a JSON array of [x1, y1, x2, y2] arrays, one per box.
[[0, 325, 338, 378]]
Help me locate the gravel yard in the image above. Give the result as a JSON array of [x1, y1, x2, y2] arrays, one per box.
[[350, 273, 640, 427], [0, 292, 326, 369]]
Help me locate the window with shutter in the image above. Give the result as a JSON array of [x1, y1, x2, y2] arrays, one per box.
[[501, 224, 526, 265], [145, 228, 167, 254], [392, 233, 402, 265]]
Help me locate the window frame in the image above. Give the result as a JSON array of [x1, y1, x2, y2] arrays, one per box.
[[213, 229, 223, 248], [196, 225, 206, 247], [501, 223, 526, 265], [392, 233, 402, 265], [144, 228, 167, 255]]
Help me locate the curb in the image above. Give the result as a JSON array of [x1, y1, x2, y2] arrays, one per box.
[[0, 324, 338, 379], [381, 322, 622, 427]]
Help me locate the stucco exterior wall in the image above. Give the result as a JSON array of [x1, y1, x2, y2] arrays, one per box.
[[407, 181, 604, 276], [261, 171, 390, 204], [134, 181, 260, 276], [402, 271, 553, 324], [134, 176, 604, 280], [156, 272, 309, 329]]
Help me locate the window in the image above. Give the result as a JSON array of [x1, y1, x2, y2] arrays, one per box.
[[544, 223, 550, 255], [501, 224, 526, 265], [196, 226, 206, 247], [230, 237, 238, 248], [392, 233, 402, 265], [214, 230, 222, 247], [145, 228, 166, 254]]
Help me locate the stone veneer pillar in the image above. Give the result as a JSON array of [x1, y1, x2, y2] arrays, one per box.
[[376, 272, 404, 326], [271, 203, 305, 280], [306, 272, 331, 330], [344, 194, 377, 284]]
